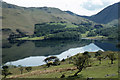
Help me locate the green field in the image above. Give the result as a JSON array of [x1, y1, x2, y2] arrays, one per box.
[[17, 36, 45, 40]]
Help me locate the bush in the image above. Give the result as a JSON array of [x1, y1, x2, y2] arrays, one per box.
[[25, 67, 32, 72]]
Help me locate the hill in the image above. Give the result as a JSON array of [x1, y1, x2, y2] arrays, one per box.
[[1, 1, 95, 39], [1, 1, 119, 40], [81, 2, 120, 24]]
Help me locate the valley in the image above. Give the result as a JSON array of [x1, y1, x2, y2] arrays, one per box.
[[1, 1, 120, 79]]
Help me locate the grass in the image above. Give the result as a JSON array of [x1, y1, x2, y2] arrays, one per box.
[[81, 59, 118, 78], [47, 22, 78, 28], [81, 31, 107, 39], [24, 59, 118, 78], [86, 36, 107, 39], [81, 31, 89, 38], [5, 51, 119, 79], [65, 23, 78, 28], [81, 28, 108, 39], [17, 36, 45, 40], [17, 35, 107, 41]]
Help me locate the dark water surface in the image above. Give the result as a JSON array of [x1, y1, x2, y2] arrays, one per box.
[[2, 39, 119, 66]]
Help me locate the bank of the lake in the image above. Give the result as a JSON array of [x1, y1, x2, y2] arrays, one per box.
[[17, 35, 107, 41], [5, 43, 104, 66], [4, 51, 119, 79]]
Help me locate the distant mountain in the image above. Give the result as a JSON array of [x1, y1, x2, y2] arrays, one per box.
[[81, 2, 120, 24]]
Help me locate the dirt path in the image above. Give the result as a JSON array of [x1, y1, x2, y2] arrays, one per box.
[[9, 67, 77, 78]]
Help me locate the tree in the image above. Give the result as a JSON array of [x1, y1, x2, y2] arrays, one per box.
[[73, 55, 90, 76], [83, 51, 89, 55], [61, 59, 65, 62], [53, 58, 60, 66], [25, 67, 32, 72], [95, 50, 103, 58], [44, 56, 60, 67], [87, 31, 97, 37], [83, 51, 91, 58], [107, 53, 116, 64], [60, 74, 65, 78], [2, 66, 12, 78], [18, 65, 24, 74], [97, 56, 103, 64], [47, 61, 53, 67]]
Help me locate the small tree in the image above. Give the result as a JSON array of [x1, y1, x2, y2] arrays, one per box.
[[97, 56, 103, 64], [83, 51, 89, 55], [73, 55, 90, 76], [53, 58, 60, 66], [95, 50, 103, 58], [25, 67, 32, 72], [107, 53, 116, 64], [18, 65, 24, 74], [47, 61, 53, 67], [83, 51, 91, 58], [60, 74, 65, 78], [44, 56, 60, 67], [2, 66, 12, 78], [61, 59, 65, 62]]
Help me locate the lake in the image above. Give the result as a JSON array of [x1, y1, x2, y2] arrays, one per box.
[[2, 39, 119, 66]]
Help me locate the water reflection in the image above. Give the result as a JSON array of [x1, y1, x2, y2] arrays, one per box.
[[2, 39, 92, 63], [6, 43, 104, 66], [2, 39, 119, 64]]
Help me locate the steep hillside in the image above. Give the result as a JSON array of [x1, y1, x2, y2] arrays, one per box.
[[1, 1, 94, 36], [81, 2, 120, 24]]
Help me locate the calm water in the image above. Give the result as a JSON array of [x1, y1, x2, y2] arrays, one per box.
[[2, 39, 119, 66]]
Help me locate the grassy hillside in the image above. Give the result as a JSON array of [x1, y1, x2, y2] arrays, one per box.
[[1, 1, 95, 35], [2, 1, 118, 41], [2, 51, 119, 79]]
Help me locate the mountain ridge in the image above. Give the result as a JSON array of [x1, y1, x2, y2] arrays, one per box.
[[80, 2, 120, 24], [1, 1, 94, 34], [1, 1, 119, 40]]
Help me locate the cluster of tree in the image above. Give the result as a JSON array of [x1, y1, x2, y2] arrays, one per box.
[[67, 51, 117, 78], [46, 31, 81, 40], [8, 29, 28, 41], [2, 65, 32, 78], [18, 65, 32, 74], [95, 27, 118, 39], [76, 22, 94, 31], [2, 66, 12, 78], [86, 27, 118, 39], [1, 28, 12, 32], [33, 22, 98, 40], [94, 50, 116, 64], [34, 22, 114, 40], [34, 22, 84, 40], [48, 26, 88, 34], [87, 31, 97, 37], [94, 25, 103, 29], [106, 53, 116, 64], [34, 23, 66, 36]]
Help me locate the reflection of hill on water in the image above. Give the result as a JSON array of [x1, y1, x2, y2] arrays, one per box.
[[34, 39, 92, 47], [2, 40, 92, 64], [94, 40, 119, 51]]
